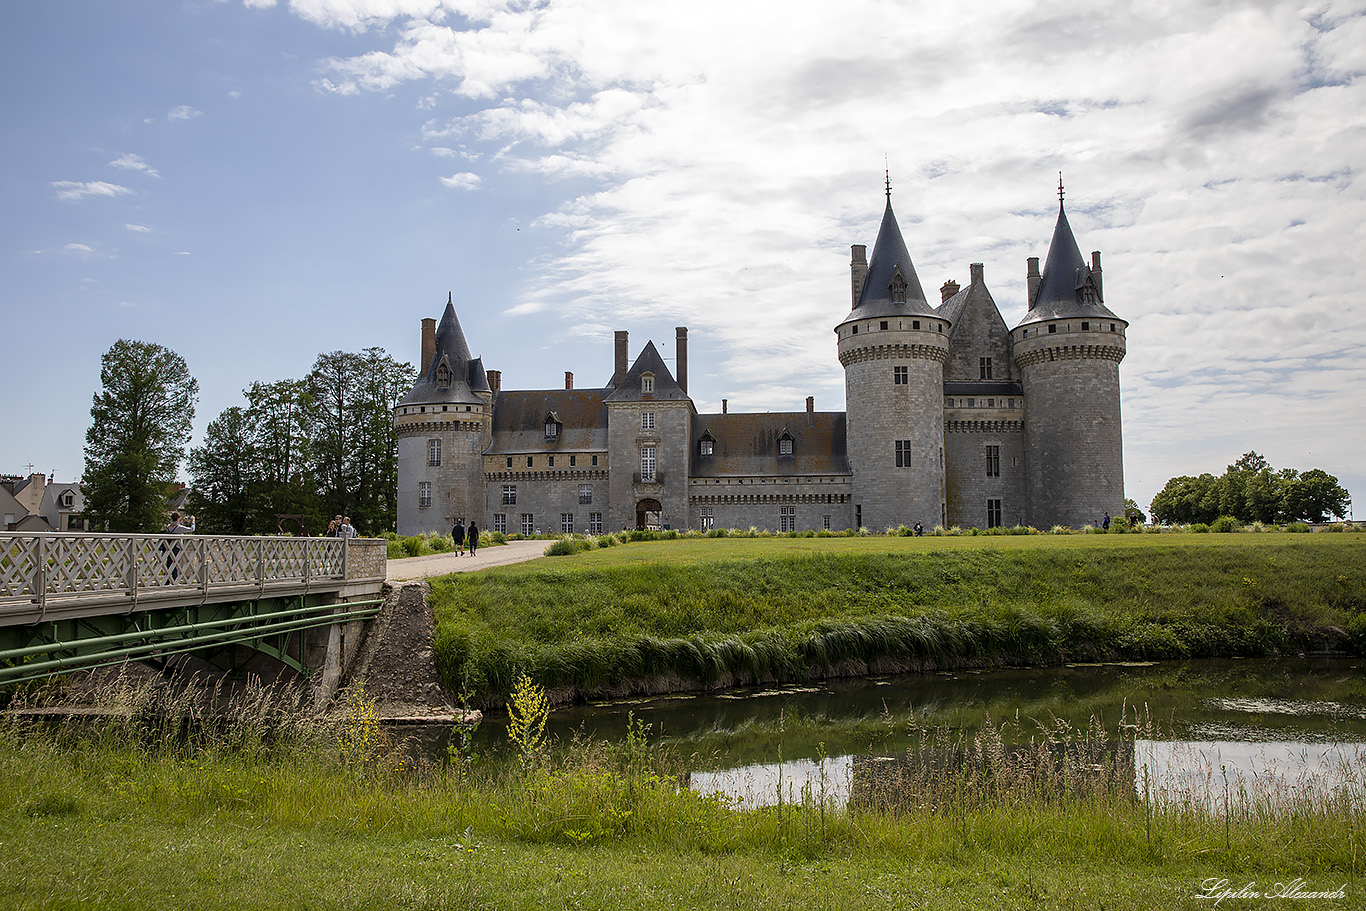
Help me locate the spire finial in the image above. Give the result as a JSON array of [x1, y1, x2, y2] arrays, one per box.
[[1058, 172, 1065, 208], [448, 291, 452, 305], [885, 157, 892, 202]]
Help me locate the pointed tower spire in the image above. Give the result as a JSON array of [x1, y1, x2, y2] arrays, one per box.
[[845, 189, 935, 319]]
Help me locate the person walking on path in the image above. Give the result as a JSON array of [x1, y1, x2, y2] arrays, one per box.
[[452, 519, 466, 555], [467, 521, 479, 556]]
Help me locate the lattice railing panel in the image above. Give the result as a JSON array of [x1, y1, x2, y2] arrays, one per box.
[[1, 537, 41, 599]]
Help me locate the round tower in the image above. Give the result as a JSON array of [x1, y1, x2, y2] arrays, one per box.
[[394, 294, 493, 535], [837, 192, 949, 531], [1013, 188, 1126, 529]]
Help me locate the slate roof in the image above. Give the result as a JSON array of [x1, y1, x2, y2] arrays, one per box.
[[399, 298, 489, 406], [487, 388, 610, 453], [603, 340, 690, 403], [937, 269, 1017, 383], [690, 412, 850, 477], [843, 198, 938, 324], [1016, 203, 1123, 327]]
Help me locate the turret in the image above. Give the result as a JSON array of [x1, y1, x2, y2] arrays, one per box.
[[1012, 185, 1127, 528], [836, 188, 949, 530]]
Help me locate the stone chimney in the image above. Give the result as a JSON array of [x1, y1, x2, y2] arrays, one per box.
[[420, 318, 436, 374], [487, 369, 501, 395], [806, 396, 814, 424], [565, 371, 574, 390], [970, 262, 984, 285], [1091, 251, 1103, 301], [939, 280, 960, 303], [675, 327, 688, 394], [1026, 257, 1041, 308], [614, 331, 628, 387], [850, 244, 868, 308], [722, 398, 728, 414]]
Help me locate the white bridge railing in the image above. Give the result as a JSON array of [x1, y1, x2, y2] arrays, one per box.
[[0, 532, 387, 625]]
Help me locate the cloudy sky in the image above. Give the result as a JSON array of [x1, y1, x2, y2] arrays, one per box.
[[3, 0, 1363, 517]]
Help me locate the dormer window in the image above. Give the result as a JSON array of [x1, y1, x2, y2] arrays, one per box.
[[890, 267, 908, 304], [434, 355, 452, 390], [544, 411, 561, 440], [698, 431, 715, 457], [642, 373, 655, 395], [777, 431, 794, 459]]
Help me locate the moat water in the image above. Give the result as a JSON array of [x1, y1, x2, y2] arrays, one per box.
[[449, 657, 1366, 808]]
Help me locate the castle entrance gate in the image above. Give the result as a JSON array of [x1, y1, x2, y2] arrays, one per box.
[[635, 498, 662, 531]]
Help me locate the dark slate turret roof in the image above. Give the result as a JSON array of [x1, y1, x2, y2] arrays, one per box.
[[399, 298, 487, 406], [842, 198, 938, 323], [1016, 202, 1122, 327], [603, 340, 691, 403], [689, 412, 850, 477]]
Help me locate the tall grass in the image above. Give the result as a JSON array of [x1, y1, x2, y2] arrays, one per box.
[[430, 535, 1366, 704]]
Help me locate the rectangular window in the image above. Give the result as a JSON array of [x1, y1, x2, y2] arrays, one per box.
[[1081, 321, 1089, 331], [893, 366, 908, 385], [986, 445, 1000, 477], [548, 456, 555, 468], [895, 440, 911, 468], [979, 357, 993, 380], [545, 422, 558, 440], [779, 438, 793, 457], [699, 507, 714, 530], [589, 512, 603, 534], [493, 514, 506, 534], [699, 439, 714, 456], [427, 439, 441, 466], [561, 513, 574, 534], [1049, 324, 1057, 334], [642, 411, 655, 431], [579, 484, 592, 505], [505, 456, 513, 468], [521, 514, 535, 536], [569, 455, 576, 467], [780, 506, 796, 533], [502, 485, 517, 505], [987, 499, 1003, 529], [912, 320, 920, 329], [822, 514, 831, 531], [880, 320, 888, 330], [641, 446, 656, 481], [642, 376, 654, 394], [526, 456, 534, 468], [967, 398, 975, 408], [418, 482, 432, 508], [856, 505, 862, 528], [591, 454, 599, 466]]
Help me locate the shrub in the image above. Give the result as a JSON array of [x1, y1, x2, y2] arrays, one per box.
[[490, 531, 509, 545], [545, 536, 593, 557], [1210, 515, 1242, 533], [1286, 522, 1311, 533], [1189, 523, 1210, 534]]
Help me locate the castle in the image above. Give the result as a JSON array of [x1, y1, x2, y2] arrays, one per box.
[[394, 188, 1126, 536]]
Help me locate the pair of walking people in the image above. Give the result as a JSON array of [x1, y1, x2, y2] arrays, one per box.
[[451, 519, 479, 557]]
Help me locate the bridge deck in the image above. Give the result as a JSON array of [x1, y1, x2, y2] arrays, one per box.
[[1, 532, 387, 627]]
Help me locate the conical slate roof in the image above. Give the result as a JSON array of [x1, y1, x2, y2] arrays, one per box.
[[1016, 201, 1122, 327], [843, 197, 938, 323], [399, 297, 486, 406]]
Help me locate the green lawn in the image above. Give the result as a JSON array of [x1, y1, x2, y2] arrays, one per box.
[[429, 533, 1366, 702]]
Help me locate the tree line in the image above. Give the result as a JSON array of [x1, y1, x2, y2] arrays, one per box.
[[1149, 452, 1351, 526], [81, 339, 413, 535]]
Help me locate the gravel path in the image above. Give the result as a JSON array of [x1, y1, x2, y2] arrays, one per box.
[[384, 539, 549, 582]]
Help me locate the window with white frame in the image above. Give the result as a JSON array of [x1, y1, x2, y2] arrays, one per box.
[[502, 485, 517, 505], [545, 420, 558, 440], [561, 513, 574, 534], [494, 514, 507, 533], [521, 514, 535, 536], [893, 366, 908, 385], [589, 512, 603, 534], [642, 374, 654, 394], [579, 484, 592, 505], [418, 482, 432, 508], [699, 507, 714, 530], [822, 515, 831, 531], [428, 438, 441, 466], [779, 437, 793, 457], [895, 440, 911, 467], [641, 411, 655, 431], [780, 506, 796, 532], [699, 438, 714, 457], [640, 446, 656, 481]]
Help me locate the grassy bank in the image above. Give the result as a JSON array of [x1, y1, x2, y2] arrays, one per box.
[[430, 534, 1366, 703], [2, 701, 1361, 911]]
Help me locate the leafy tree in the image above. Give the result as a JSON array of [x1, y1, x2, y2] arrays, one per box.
[[1282, 468, 1350, 523], [188, 406, 258, 534], [1123, 498, 1146, 524], [83, 339, 199, 532], [245, 379, 320, 532], [1149, 474, 1219, 525]]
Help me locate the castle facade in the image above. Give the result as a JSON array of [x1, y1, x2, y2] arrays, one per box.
[[394, 191, 1126, 535]]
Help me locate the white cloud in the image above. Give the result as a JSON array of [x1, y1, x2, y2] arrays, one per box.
[[108, 153, 160, 178], [439, 171, 481, 189], [173, 251, 192, 256], [168, 105, 203, 121], [64, 243, 94, 254], [124, 223, 151, 232], [51, 180, 133, 201]]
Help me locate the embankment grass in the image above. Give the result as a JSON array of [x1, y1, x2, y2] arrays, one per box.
[[430, 534, 1366, 702], [2, 688, 1361, 911]]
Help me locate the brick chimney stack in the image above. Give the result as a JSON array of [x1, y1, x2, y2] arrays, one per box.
[[1026, 257, 1041, 307], [850, 244, 868, 308], [565, 371, 574, 390], [722, 398, 728, 414], [675, 327, 688, 393], [939, 280, 959, 303], [614, 331, 628, 387], [420, 318, 436, 374], [487, 370, 501, 395]]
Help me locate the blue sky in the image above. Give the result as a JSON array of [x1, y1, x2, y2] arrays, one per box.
[[3, 0, 1364, 518]]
